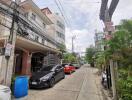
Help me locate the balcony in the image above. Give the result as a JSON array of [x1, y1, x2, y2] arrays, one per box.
[[0, 1, 61, 52]]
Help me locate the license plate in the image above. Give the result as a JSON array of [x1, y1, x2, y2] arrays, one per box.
[[32, 82, 37, 85]]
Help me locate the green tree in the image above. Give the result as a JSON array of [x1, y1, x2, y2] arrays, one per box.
[[105, 20, 132, 100], [85, 47, 95, 67], [63, 53, 76, 63], [95, 52, 106, 70]]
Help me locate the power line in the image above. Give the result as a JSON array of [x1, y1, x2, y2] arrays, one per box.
[[54, 0, 69, 26], [56, 0, 72, 27]]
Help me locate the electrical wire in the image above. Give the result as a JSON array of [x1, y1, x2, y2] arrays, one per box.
[[54, 0, 69, 26], [56, 0, 71, 27]]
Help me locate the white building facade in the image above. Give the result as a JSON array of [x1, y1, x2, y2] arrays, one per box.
[[41, 8, 65, 45]]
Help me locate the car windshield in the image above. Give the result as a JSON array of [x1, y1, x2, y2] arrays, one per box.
[[40, 66, 54, 71], [69, 64, 73, 66]]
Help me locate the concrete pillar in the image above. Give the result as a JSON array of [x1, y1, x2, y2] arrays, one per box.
[[21, 51, 31, 76]]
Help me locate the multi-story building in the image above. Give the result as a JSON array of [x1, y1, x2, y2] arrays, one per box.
[[0, 0, 62, 86], [94, 32, 105, 52], [41, 7, 65, 45]]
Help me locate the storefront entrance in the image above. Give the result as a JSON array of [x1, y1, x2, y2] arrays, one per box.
[[31, 52, 45, 73]]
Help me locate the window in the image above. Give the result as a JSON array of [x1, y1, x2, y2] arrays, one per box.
[[57, 21, 64, 29], [43, 23, 46, 28], [24, 13, 28, 18], [35, 35, 39, 41], [56, 31, 65, 39], [41, 66, 53, 71], [31, 13, 36, 20], [57, 65, 62, 69]]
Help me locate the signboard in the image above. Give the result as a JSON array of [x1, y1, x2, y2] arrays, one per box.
[[107, 25, 115, 32], [105, 21, 115, 32], [105, 22, 113, 26], [5, 43, 13, 57]]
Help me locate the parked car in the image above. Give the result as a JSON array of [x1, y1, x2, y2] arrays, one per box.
[[0, 85, 11, 100], [29, 65, 65, 88], [62, 63, 76, 74], [72, 63, 81, 69]]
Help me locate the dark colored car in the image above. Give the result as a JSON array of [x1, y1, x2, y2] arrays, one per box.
[[29, 65, 65, 88]]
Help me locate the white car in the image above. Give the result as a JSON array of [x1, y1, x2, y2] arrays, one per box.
[[0, 85, 11, 100]]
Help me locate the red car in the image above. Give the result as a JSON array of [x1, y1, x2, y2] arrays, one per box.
[[62, 64, 76, 74]]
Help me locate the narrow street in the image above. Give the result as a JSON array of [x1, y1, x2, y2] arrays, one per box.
[[23, 65, 104, 100]]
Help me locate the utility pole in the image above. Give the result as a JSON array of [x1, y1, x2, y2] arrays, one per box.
[[72, 35, 76, 53], [100, 0, 119, 100], [110, 60, 117, 100], [4, 0, 19, 86]]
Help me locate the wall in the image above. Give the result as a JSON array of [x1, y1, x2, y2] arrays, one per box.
[[0, 14, 11, 37], [24, 10, 58, 49], [46, 13, 65, 44]]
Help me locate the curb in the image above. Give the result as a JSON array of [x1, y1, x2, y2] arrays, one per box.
[[101, 88, 112, 100], [92, 68, 112, 100]]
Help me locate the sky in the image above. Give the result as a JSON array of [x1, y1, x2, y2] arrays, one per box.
[[32, 0, 132, 54]]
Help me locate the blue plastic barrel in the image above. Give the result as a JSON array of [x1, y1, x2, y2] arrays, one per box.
[[14, 76, 28, 98]]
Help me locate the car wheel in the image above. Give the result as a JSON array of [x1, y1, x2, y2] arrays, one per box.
[[49, 78, 55, 88], [62, 73, 65, 79]]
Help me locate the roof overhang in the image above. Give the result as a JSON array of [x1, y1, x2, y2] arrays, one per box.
[[16, 36, 60, 53]]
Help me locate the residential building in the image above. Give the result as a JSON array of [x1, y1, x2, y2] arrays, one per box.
[[0, 0, 61, 86], [94, 32, 105, 52], [41, 7, 65, 45]]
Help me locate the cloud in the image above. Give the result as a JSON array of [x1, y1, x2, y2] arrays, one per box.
[[33, 0, 132, 53], [65, 28, 95, 53], [113, 0, 132, 24]]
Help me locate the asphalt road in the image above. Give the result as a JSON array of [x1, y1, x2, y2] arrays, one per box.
[[17, 65, 104, 100]]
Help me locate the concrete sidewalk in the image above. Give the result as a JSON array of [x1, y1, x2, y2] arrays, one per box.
[[77, 67, 104, 100]]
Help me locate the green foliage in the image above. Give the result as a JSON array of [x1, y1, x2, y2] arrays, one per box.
[[63, 53, 76, 63], [106, 20, 132, 100], [117, 69, 132, 100], [85, 47, 95, 64], [95, 52, 105, 69]]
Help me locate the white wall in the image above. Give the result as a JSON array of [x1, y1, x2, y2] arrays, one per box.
[[46, 14, 65, 44], [28, 10, 45, 31]]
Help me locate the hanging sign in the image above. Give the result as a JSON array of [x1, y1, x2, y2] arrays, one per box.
[[5, 43, 13, 57]]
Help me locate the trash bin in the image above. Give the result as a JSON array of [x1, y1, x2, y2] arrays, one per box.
[[0, 85, 11, 100], [14, 76, 28, 98]]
